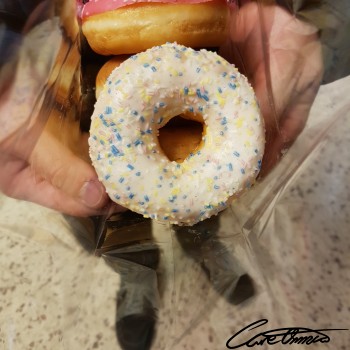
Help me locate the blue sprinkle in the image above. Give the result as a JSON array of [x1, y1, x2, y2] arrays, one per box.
[[140, 116, 145, 123], [196, 67, 201, 73], [93, 135, 97, 140], [258, 160, 262, 169], [119, 177, 125, 183], [184, 87, 189, 95], [111, 145, 120, 156], [159, 176, 163, 180], [218, 87, 222, 93], [131, 110, 138, 116], [233, 151, 240, 157], [126, 144, 131, 148], [221, 117, 227, 125], [199, 211, 206, 216], [116, 133, 122, 141], [151, 214, 156, 220], [241, 168, 246, 174], [127, 164, 134, 170], [205, 204, 214, 209], [143, 63, 150, 68], [144, 195, 150, 202], [136, 172, 141, 176], [169, 196, 177, 203], [254, 149, 258, 154], [198, 106, 203, 112], [115, 79, 121, 85], [158, 117, 164, 124], [139, 201, 145, 206], [188, 106, 194, 113], [216, 60, 221, 64], [151, 66, 157, 72], [159, 102, 165, 108], [169, 183, 174, 188], [230, 74, 236, 80], [105, 174, 110, 180], [105, 106, 112, 114], [100, 140, 105, 145], [134, 139, 143, 146], [220, 131, 224, 136], [229, 83, 237, 90], [115, 194, 121, 200], [108, 89, 111, 94], [119, 118, 124, 122], [129, 193, 135, 199], [214, 185, 220, 190], [126, 186, 131, 191], [222, 72, 227, 77], [196, 89, 202, 98], [228, 163, 233, 171], [163, 168, 168, 173], [97, 154, 101, 160], [172, 209, 178, 213], [156, 57, 162, 61]]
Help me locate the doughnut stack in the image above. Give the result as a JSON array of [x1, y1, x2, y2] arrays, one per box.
[[78, 0, 265, 225]]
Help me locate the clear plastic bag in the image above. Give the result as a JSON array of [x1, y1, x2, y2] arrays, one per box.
[[0, 0, 349, 349]]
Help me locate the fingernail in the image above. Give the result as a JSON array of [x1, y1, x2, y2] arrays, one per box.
[[80, 181, 106, 208]]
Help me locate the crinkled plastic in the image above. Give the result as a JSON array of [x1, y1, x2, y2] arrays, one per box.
[[0, 0, 349, 349]]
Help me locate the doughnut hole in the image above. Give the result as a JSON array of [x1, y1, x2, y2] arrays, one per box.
[[158, 113, 205, 163]]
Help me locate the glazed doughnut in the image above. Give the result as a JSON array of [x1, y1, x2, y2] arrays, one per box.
[[95, 56, 129, 99], [80, 0, 229, 55], [89, 43, 265, 225]]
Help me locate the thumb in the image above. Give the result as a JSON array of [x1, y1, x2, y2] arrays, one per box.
[[30, 129, 108, 209]]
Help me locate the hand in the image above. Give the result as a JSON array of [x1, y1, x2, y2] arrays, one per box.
[[0, 4, 123, 217], [0, 113, 114, 217], [221, 2, 323, 176]]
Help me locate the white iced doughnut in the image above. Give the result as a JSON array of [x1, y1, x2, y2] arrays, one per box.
[[89, 43, 265, 225]]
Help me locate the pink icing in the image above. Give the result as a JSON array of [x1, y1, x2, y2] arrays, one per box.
[[80, 0, 219, 19]]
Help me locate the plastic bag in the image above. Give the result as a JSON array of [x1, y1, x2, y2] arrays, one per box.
[[0, 0, 349, 349]]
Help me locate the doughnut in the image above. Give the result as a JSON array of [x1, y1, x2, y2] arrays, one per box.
[[88, 43, 265, 225], [80, 0, 229, 55], [95, 56, 205, 163], [95, 56, 129, 99]]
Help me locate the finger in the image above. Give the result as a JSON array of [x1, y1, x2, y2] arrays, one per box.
[[4, 159, 122, 216], [29, 129, 109, 210]]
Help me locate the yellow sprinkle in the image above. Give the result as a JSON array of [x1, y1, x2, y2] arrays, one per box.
[[171, 188, 180, 196], [235, 118, 243, 128]]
